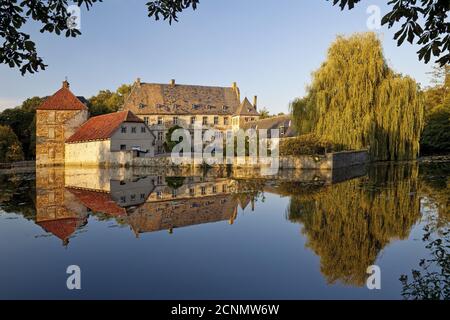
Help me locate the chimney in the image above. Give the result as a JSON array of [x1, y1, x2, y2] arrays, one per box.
[[136, 78, 141, 87], [232, 82, 240, 101], [62, 80, 70, 89], [253, 95, 258, 109], [170, 79, 176, 86]]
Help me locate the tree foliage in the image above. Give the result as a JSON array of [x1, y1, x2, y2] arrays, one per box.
[[421, 65, 450, 155], [87, 84, 131, 116], [0, 96, 42, 159], [0, 124, 24, 162], [291, 33, 424, 160], [329, 0, 450, 66]]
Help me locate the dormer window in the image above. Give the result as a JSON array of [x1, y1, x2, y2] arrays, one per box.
[[121, 126, 127, 133], [138, 103, 145, 109]]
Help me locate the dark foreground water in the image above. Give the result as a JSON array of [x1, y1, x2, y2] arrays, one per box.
[[0, 162, 448, 300]]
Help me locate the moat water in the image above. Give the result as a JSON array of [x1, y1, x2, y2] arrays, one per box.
[[0, 162, 448, 299]]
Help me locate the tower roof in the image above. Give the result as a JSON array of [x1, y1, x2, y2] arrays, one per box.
[[235, 97, 259, 116], [37, 81, 88, 111]]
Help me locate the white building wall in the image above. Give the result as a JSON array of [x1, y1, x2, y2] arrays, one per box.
[[65, 140, 133, 167], [110, 122, 155, 157]]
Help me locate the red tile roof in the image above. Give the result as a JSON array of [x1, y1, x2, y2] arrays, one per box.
[[37, 81, 88, 111], [38, 217, 85, 243], [67, 188, 127, 217], [66, 110, 143, 143]]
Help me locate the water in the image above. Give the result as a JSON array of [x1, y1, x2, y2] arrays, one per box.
[[0, 162, 448, 299]]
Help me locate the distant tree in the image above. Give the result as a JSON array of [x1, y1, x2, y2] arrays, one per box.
[[88, 84, 131, 116], [421, 65, 450, 155], [259, 107, 270, 119], [291, 33, 424, 161], [0, 97, 40, 159], [0, 124, 24, 162], [329, 0, 450, 66]]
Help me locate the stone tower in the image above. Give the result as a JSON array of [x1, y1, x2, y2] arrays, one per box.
[[36, 81, 89, 166]]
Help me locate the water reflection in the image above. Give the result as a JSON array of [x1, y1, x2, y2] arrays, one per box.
[[0, 162, 448, 296]]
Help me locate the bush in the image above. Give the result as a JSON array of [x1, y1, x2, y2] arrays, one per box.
[[279, 134, 340, 156]]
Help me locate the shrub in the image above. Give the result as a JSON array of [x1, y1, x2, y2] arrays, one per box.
[[279, 134, 340, 156]]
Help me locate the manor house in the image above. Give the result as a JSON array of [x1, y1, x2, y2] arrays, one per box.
[[36, 80, 261, 166]]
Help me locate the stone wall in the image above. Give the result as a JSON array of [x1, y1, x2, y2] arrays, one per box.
[[65, 148, 369, 171], [36, 109, 88, 166]]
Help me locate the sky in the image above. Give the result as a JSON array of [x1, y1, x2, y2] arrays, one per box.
[[0, 0, 435, 114]]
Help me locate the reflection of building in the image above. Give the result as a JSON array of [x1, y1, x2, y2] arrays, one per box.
[[35, 167, 88, 245]]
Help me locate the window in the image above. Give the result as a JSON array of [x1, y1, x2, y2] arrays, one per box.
[[191, 116, 196, 125], [144, 117, 149, 125], [212, 186, 217, 194], [214, 116, 219, 125], [121, 126, 127, 133], [157, 117, 163, 125], [224, 117, 229, 125], [141, 126, 146, 133], [157, 145, 164, 154], [156, 191, 163, 199], [172, 189, 177, 198], [202, 117, 208, 125], [173, 117, 178, 125], [189, 188, 195, 196], [250, 117, 254, 122], [130, 194, 136, 201], [131, 127, 137, 133], [157, 176, 163, 185], [120, 144, 126, 151], [48, 127, 55, 139], [280, 126, 285, 136], [157, 132, 164, 141], [201, 186, 206, 195], [120, 196, 126, 203], [140, 193, 146, 199], [222, 184, 227, 193]]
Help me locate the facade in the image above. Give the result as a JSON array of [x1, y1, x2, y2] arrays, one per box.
[[241, 115, 296, 138], [122, 79, 260, 154], [36, 81, 89, 166], [65, 110, 155, 166]]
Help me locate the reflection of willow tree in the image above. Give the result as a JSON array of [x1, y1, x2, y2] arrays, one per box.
[[400, 162, 450, 300], [287, 164, 421, 286], [419, 162, 450, 223]]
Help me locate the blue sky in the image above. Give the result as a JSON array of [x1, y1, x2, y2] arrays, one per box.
[[0, 0, 434, 113]]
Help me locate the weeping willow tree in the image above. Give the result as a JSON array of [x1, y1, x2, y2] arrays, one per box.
[[291, 33, 424, 160]]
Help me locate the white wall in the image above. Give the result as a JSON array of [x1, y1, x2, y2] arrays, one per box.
[[110, 122, 155, 157]]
